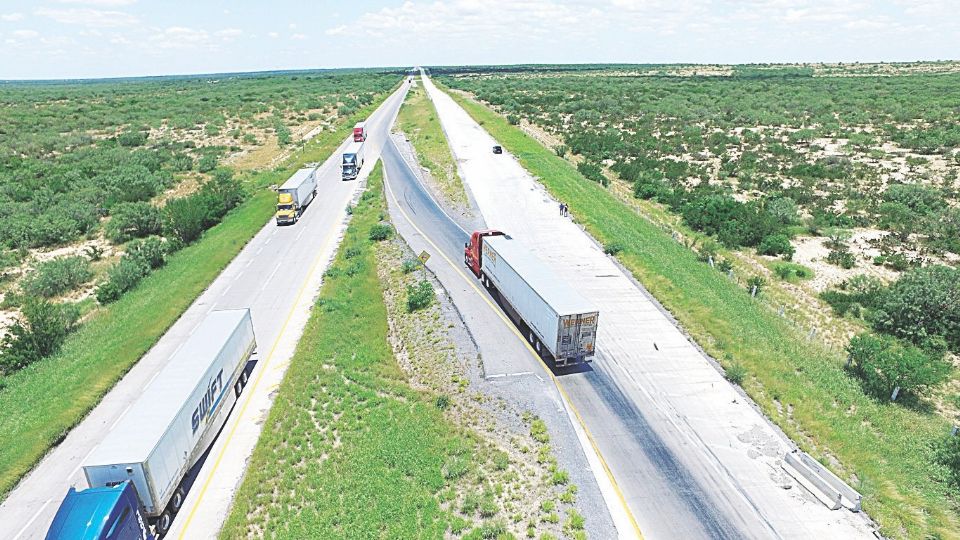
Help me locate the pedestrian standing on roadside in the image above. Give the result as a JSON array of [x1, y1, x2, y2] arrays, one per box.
[[562, 202, 568, 216], [559, 201, 564, 216]]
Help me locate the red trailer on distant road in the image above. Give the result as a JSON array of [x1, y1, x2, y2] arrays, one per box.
[[353, 122, 366, 142]]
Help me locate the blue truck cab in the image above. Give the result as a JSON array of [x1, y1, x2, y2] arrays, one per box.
[[46, 481, 153, 540]]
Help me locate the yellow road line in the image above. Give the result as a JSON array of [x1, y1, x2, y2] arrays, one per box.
[[176, 200, 344, 538], [383, 170, 644, 540]]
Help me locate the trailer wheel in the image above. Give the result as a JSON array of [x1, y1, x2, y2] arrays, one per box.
[[241, 370, 249, 384], [171, 486, 186, 513], [535, 340, 542, 355], [156, 510, 173, 536]]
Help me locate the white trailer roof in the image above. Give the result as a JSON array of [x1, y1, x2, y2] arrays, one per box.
[[485, 235, 597, 317], [86, 310, 250, 465], [279, 167, 315, 191]]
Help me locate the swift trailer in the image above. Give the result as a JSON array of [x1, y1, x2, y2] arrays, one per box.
[[465, 230, 599, 365], [276, 167, 318, 225], [353, 121, 367, 142], [341, 141, 365, 181], [46, 309, 257, 539]]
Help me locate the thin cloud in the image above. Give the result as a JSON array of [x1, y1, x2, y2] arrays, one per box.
[[58, 0, 137, 6], [1, 13, 25, 22], [34, 7, 139, 28]]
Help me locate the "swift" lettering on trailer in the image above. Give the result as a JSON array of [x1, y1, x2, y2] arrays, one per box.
[[191, 369, 224, 434]]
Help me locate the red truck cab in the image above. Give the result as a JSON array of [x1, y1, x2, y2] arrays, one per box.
[[353, 122, 366, 142], [464, 229, 505, 277]]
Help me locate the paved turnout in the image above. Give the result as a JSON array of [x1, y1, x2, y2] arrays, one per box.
[[420, 73, 875, 540], [0, 81, 409, 540]]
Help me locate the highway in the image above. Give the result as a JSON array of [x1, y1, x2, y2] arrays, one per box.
[[417, 73, 875, 539], [0, 81, 409, 540], [381, 135, 625, 538]]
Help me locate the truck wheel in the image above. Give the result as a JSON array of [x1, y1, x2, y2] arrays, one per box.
[[156, 510, 173, 536], [241, 370, 249, 384], [171, 486, 186, 513]]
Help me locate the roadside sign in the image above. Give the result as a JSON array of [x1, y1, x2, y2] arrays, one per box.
[[418, 250, 430, 264]]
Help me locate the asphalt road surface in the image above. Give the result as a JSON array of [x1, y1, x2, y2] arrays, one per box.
[[0, 81, 410, 540], [418, 72, 874, 540]]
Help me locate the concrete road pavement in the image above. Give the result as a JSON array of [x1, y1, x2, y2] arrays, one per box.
[[0, 81, 409, 540], [420, 72, 874, 540]]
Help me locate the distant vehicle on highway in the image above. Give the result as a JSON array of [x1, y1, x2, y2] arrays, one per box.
[[465, 230, 598, 365], [353, 121, 366, 142], [276, 167, 318, 225], [341, 141, 365, 181], [492, 145, 502, 154], [46, 309, 257, 539]]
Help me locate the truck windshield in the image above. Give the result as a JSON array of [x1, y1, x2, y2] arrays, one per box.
[[343, 154, 357, 165], [278, 204, 293, 211]]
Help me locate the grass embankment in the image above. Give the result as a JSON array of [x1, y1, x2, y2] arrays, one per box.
[[221, 165, 478, 538], [396, 80, 469, 208], [442, 87, 959, 538], [0, 95, 393, 500]]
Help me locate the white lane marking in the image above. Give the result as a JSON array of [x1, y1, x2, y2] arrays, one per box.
[[141, 370, 161, 391], [245, 259, 255, 268], [13, 498, 52, 540], [259, 261, 283, 291], [255, 246, 264, 255], [68, 446, 98, 478], [221, 281, 234, 297], [295, 226, 307, 241], [110, 402, 135, 430], [484, 371, 535, 380]]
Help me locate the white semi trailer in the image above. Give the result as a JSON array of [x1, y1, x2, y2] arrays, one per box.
[[276, 167, 318, 225], [52, 309, 257, 538], [465, 230, 599, 365]]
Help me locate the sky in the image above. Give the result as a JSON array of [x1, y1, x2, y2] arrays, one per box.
[[0, 0, 957, 80]]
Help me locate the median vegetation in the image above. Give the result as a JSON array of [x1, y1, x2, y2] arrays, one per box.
[[0, 79, 396, 499], [441, 85, 960, 538], [222, 164, 474, 537], [395, 79, 469, 209]]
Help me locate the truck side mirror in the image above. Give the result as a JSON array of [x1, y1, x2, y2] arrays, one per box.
[[464, 242, 470, 249]]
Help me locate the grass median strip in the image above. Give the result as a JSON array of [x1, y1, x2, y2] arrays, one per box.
[[441, 86, 958, 539], [221, 164, 477, 538], [0, 95, 392, 500], [396, 79, 469, 209]]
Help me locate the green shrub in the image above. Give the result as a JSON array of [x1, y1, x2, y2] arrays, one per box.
[[846, 333, 950, 400], [577, 161, 608, 186], [746, 276, 765, 295], [22, 256, 92, 298], [0, 298, 80, 374], [126, 236, 168, 269], [827, 245, 856, 269], [405, 280, 433, 312], [96, 256, 150, 304], [552, 144, 567, 157], [934, 434, 960, 490], [872, 265, 960, 352], [368, 223, 393, 241], [757, 234, 795, 259], [105, 202, 163, 243], [164, 195, 209, 244], [401, 258, 421, 274], [696, 238, 719, 263], [197, 153, 218, 173], [117, 130, 147, 147], [603, 241, 624, 255], [725, 362, 747, 385]]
